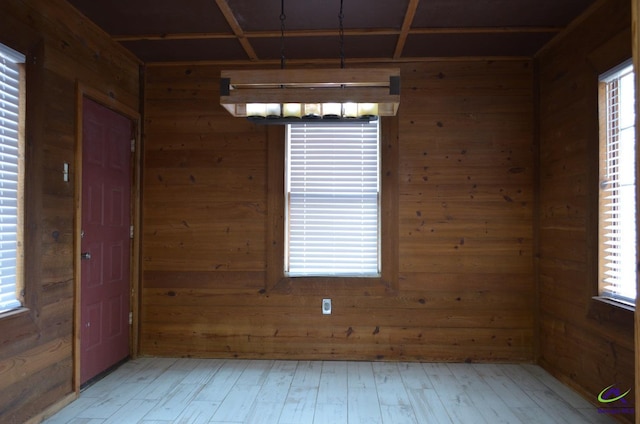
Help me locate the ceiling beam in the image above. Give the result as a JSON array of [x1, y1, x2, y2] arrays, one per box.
[[113, 26, 562, 42], [410, 27, 561, 35], [114, 33, 236, 42], [214, 0, 259, 61], [394, 0, 420, 59], [146, 55, 533, 68]]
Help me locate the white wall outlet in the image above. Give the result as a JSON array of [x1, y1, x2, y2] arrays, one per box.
[[322, 298, 332, 315]]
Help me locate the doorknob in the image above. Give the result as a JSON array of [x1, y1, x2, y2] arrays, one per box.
[[81, 252, 92, 260]]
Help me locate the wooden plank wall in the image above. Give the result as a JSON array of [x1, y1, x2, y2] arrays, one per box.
[[536, 0, 635, 420], [141, 59, 535, 362], [0, 0, 139, 422]]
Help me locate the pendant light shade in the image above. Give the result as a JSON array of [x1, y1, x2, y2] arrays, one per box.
[[220, 68, 400, 123]]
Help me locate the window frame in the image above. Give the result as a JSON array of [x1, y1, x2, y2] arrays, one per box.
[[265, 118, 398, 294], [0, 42, 25, 315], [596, 58, 636, 308], [284, 120, 381, 278]]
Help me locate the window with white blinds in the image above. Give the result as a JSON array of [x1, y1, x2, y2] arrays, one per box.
[[0, 43, 24, 313], [285, 121, 380, 276], [598, 60, 636, 306]]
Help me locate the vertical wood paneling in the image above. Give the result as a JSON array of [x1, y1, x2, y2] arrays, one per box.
[[536, 0, 634, 421], [141, 59, 535, 363], [0, 0, 140, 422]]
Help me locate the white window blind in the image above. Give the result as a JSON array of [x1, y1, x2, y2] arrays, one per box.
[[286, 121, 380, 276], [0, 43, 24, 313], [599, 61, 636, 305]]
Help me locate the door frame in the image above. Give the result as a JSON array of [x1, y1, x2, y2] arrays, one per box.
[[73, 83, 141, 393]]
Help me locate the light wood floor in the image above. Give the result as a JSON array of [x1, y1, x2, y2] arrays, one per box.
[[43, 358, 617, 424]]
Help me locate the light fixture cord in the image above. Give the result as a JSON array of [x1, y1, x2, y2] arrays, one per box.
[[339, 0, 345, 68], [280, 0, 286, 69]]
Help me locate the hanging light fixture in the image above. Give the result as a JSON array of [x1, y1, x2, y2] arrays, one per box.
[[220, 0, 400, 123]]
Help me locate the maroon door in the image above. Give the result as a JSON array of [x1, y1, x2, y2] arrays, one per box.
[[80, 98, 132, 384]]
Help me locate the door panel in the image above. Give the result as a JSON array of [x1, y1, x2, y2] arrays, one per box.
[[80, 98, 132, 385]]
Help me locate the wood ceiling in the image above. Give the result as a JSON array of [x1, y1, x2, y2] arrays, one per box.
[[66, 0, 597, 65]]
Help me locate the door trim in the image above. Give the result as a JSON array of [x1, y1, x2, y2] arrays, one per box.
[[74, 83, 141, 394]]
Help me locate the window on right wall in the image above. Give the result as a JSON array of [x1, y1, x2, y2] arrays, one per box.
[[0, 42, 25, 314], [598, 59, 636, 307]]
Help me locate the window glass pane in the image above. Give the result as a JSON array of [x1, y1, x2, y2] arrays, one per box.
[[286, 121, 380, 277]]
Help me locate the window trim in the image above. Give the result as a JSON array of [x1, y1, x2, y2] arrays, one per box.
[[265, 117, 398, 295], [596, 58, 636, 308], [284, 120, 381, 278]]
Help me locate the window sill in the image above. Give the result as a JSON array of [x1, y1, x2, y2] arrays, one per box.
[[0, 306, 30, 320], [591, 296, 635, 312], [587, 296, 634, 331], [269, 275, 395, 296]]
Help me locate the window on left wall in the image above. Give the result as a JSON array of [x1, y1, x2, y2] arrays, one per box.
[[0, 43, 25, 314]]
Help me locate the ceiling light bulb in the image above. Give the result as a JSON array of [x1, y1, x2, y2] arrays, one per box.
[[358, 103, 378, 118], [247, 103, 267, 118], [343, 102, 358, 118], [265, 103, 281, 118], [304, 103, 322, 118], [283, 103, 302, 118], [322, 103, 341, 118]]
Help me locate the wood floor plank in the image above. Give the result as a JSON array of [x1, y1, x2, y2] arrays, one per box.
[[372, 362, 413, 407], [481, 374, 534, 408], [348, 387, 383, 424], [407, 388, 454, 424], [135, 365, 191, 401], [42, 397, 101, 424], [447, 363, 525, 424], [313, 402, 348, 424], [511, 406, 561, 424], [172, 400, 220, 424], [499, 364, 549, 391], [179, 358, 224, 385], [347, 361, 376, 389], [291, 360, 322, 388], [427, 373, 488, 424], [194, 360, 247, 402], [397, 362, 434, 390], [316, 361, 347, 405], [122, 358, 178, 385], [235, 359, 275, 386], [243, 401, 285, 424], [380, 404, 418, 424], [142, 383, 202, 421], [521, 364, 597, 409], [43, 358, 614, 424], [279, 386, 318, 424], [577, 409, 622, 424], [525, 388, 603, 424], [421, 362, 455, 377], [76, 383, 148, 419], [102, 399, 158, 424], [210, 384, 261, 422], [254, 362, 296, 404]]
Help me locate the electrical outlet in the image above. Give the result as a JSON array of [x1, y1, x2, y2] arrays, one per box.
[[322, 298, 332, 315]]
